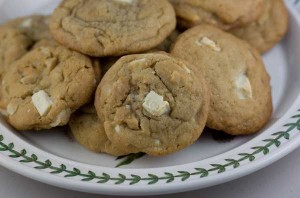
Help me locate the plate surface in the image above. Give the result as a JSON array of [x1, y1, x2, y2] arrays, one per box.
[[0, 0, 300, 196]]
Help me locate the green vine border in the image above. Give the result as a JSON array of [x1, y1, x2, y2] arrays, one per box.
[[0, 109, 299, 185]]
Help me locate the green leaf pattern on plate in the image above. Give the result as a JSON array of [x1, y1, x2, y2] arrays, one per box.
[[0, 109, 299, 185]]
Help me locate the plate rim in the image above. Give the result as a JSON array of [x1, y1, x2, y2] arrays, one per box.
[[0, 0, 299, 196]]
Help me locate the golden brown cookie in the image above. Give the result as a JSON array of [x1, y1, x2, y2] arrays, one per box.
[[230, 0, 288, 53], [169, 0, 265, 30], [0, 15, 53, 109], [0, 28, 33, 77], [0, 15, 51, 42], [95, 53, 210, 156], [34, 39, 102, 84], [69, 105, 130, 156], [2, 45, 96, 130], [171, 25, 272, 135], [50, 0, 176, 57], [0, 28, 33, 109]]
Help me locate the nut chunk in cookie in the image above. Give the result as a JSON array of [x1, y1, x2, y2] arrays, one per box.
[[2, 45, 96, 130], [50, 0, 176, 57], [95, 53, 210, 156], [171, 25, 273, 135]]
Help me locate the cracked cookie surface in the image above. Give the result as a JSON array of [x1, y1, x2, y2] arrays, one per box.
[[50, 0, 176, 57], [230, 0, 288, 53], [34, 38, 102, 84], [95, 53, 209, 156], [2, 44, 96, 130], [0, 28, 33, 77], [171, 25, 273, 135], [1, 15, 51, 42], [0, 28, 33, 109], [0, 15, 53, 109], [69, 105, 130, 156], [169, 0, 264, 30]]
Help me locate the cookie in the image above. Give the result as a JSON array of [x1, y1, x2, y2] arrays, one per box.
[[100, 29, 180, 73], [99, 29, 180, 74], [0, 28, 33, 109], [0, 15, 52, 87], [1, 15, 51, 42], [0, 28, 33, 77], [34, 39, 102, 83], [171, 25, 272, 135], [95, 53, 210, 156], [2, 45, 96, 130], [230, 0, 288, 53], [169, 0, 265, 30], [69, 105, 129, 156], [50, 0, 176, 57], [32, 38, 58, 49]]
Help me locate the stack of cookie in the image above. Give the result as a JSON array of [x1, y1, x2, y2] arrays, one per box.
[[170, 0, 288, 53], [0, 0, 287, 156]]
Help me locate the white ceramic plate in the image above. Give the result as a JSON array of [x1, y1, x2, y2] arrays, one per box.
[[0, 0, 300, 196]]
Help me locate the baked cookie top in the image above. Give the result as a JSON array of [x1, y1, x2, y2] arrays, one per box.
[[0, 15, 52, 86], [0, 28, 33, 77], [69, 105, 130, 156], [34, 38, 102, 84], [95, 53, 210, 156], [171, 25, 273, 135], [50, 0, 176, 57], [170, 0, 264, 30], [2, 44, 96, 130], [230, 0, 288, 53], [1, 15, 51, 42], [0, 28, 33, 109]]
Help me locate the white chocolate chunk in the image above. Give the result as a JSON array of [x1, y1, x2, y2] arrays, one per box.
[[50, 109, 71, 127], [196, 37, 221, 52], [115, 125, 121, 133], [32, 90, 53, 116], [114, 0, 134, 3], [183, 66, 191, 74], [154, 139, 161, 145], [6, 103, 17, 115], [93, 79, 97, 86], [20, 75, 37, 84], [142, 91, 170, 116], [20, 18, 32, 28], [125, 105, 131, 109], [6, 99, 22, 116], [236, 74, 253, 99], [130, 58, 146, 65], [40, 47, 51, 57]]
